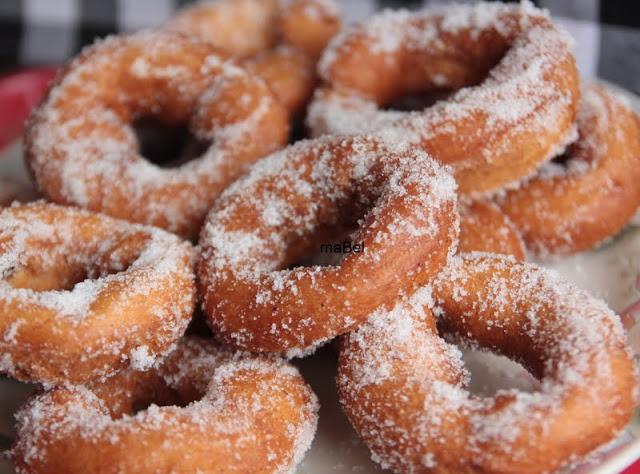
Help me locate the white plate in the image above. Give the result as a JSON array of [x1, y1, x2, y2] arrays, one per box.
[[1, 85, 640, 473]]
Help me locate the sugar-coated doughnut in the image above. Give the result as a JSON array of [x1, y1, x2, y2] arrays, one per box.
[[308, 1, 579, 198], [0, 202, 195, 385], [459, 201, 525, 259], [338, 253, 638, 473], [498, 83, 640, 257], [25, 30, 288, 240], [197, 135, 458, 355], [168, 0, 341, 116], [11, 337, 319, 473]]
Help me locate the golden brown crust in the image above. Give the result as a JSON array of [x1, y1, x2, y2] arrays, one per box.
[[0, 202, 195, 385], [167, 0, 341, 116], [25, 31, 289, 240], [245, 46, 316, 118], [11, 338, 319, 474], [197, 135, 458, 354], [338, 254, 638, 473], [459, 201, 525, 260], [498, 83, 640, 257], [308, 2, 580, 197]]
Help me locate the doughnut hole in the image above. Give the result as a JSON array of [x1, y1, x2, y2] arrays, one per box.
[[452, 341, 540, 397], [92, 371, 190, 419], [292, 225, 361, 267], [383, 89, 454, 112], [549, 149, 572, 167], [83, 338, 228, 420], [132, 116, 210, 168], [329, 26, 503, 107], [3, 230, 149, 292]]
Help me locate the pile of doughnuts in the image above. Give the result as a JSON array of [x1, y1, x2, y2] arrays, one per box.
[[2, 1, 639, 473]]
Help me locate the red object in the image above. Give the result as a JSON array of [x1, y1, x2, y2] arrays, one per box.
[[623, 459, 640, 473], [0, 67, 57, 151]]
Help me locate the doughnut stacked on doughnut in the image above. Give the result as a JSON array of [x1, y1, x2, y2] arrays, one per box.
[[167, 0, 341, 117], [6, 1, 640, 473], [25, 30, 289, 240], [308, 1, 640, 257], [11, 337, 319, 474], [497, 82, 640, 257], [308, 1, 580, 198]]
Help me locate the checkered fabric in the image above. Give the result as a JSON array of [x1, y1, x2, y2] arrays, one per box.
[[0, 0, 639, 94]]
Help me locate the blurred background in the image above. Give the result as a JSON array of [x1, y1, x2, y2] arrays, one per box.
[[0, 0, 638, 94], [0, 0, 640, 94]]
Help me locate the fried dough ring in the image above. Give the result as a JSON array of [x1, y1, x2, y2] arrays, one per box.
[[308, 2, 579, 197], [0, 202, 195, 385], [338, 253, 638, 473], [459, 201, 525, 259], [197, 135, 458, 355], [11, 337, 319, 473], [498, 83, 640, 256], [25, 30, 288, 239], [168, 0, 341, 116]]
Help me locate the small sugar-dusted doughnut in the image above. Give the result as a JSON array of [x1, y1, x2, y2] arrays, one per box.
[[498, 83, 640, 257], [11, 337, 319, 473], [339, 253, 638, 473], [197, 135, 458, 355], [25, 30, 288, 240], [459, 201, 525, 259], [168, 0, 341, 116], [308, 1, 579, 198], [0, 202, 195, 385]]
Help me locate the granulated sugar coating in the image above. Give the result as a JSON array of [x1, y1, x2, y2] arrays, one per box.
[[197, 134, 459, 355], [3, 0, 639, 472], [498, 83, 640, 257], [11, 337, 319, 474], [0, 202, 195, 386], [24, 30, 289, 239], [338, 253, 638, 474], [308, 1, 579, 198]]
